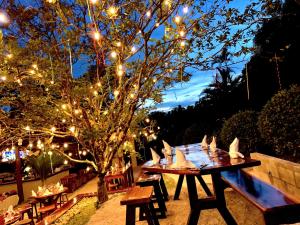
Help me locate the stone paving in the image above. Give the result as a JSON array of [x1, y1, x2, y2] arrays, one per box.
[[84, 172, 265, 225]]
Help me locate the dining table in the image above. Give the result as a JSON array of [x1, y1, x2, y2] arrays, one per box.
[[31, 187, 68, 207], [142, 143, 261, 225]]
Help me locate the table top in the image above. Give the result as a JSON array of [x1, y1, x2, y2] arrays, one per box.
[[32, 187, 68, 200], [4, 213, 20, 225], [142, 143, 261, 175]]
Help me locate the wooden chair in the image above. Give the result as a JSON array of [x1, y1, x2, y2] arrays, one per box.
[[221, 169, 300, 225], [27, 199, 38, 219], [15, 204, 34, 225], [136, 173, 167, 219], [120, 186, 159, 225]]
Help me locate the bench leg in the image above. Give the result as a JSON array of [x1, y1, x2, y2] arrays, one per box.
[[126, 205, 136, 225], [174, 175, 184, 200], [212, 173, 237, 225], [149, 202, 160, 225], [196, 175, 213, 196], [153, 182, 167, 217]]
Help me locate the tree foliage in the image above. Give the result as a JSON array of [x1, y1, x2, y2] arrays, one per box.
[[258, 85, 300, 156]]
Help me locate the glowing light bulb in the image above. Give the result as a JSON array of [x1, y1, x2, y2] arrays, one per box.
[[82, 150, 87, 156], [179, 30, 185, 37], [64, 160, 68, 165], [90, 0, 98, 4], [111, 51, 117, 58], [97, 82, 101, 87], [117, 70, 123, 76], [48, 151, 53, 156], [183, 6, 189, 14], [116, 41, 122, 47], [29, 143, 33, 148], [64, 143, 69, 148], [69, 126, 76, 133], [0, 11, 9, 24], [93, 31, 101, 41], [130, 93, 135, 98], [131, 46, 136, 53], [145, 118, 150, 123], [1, 76, 7, 81], [93, 90, 98, 96], [62, 119, 66, 123], [155, 22, 160, 27], [6, 54, 13, 59], [32, 64, 38, 69], [61, 104, 67, 109], [146, 11, 151, 18], [25, 126, 30, 131], [107, 6, 118, 17], [68, 152, 72, 156], [50, 80, 54, 84], [180, 40, 186, 47], [51, 127, 56, 132], [74, 109, 80, 114], [114, 90, 120, 97], [153, 77, 157, 82], [174, 16, 181, 24]]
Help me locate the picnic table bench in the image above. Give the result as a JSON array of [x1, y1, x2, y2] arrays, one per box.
[[221, 169, 300, 225]]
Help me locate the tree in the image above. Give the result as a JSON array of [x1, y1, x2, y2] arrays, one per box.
[[0, 0, 282, 203]]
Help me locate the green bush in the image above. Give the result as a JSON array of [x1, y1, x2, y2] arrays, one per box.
[[258, 85, 300, 156], [220, 110, 261, 155]]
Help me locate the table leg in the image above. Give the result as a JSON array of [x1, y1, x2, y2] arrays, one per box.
[[211, 172, 237, 225], [196, 175, 212, 196], [186, 175, 201, 225], [174, 175, 184, 200]]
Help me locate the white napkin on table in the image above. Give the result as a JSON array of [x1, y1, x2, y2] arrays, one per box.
[[162, 140, 173, 155], [210, 136, 217, 151], [201, 135, 209, 150], [7, 205, 13, 213], [171, 148, 196, 168], [229, 137, 244, 159], [31, 190, 37, 197], [150, 148, 161, 165], [38, 186, 43, 192]]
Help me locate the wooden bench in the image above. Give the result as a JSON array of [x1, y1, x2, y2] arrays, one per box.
[[221, 169, 300, 225], [136, 173, 167, 218], [120, 186, 159, 225]]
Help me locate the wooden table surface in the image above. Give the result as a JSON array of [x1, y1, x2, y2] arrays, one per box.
[[142, 143, 260, 175]]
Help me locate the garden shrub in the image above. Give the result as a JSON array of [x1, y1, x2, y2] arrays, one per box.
[[220, 110, 261, 155], [258, 85, 300, 157]]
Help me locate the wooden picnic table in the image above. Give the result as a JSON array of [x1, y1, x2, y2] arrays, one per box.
[[142, 143, 261, 225], [32, 187, 68, 206]]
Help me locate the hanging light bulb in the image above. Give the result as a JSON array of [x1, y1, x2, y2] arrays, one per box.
[[180, 40, 186, 47], [0, 11, 9, 24], [69, 126, 76, 133], [63, 143, 69, 148], [64, 160, 68, 165], [131, 46, 136, 53], [90, 0, 98, 4], [111, 51, 117, 58], [114, 90, 120, 97], [146, 11, 151, 18], [93, 31, 101, 41], [174, 16, 181, 24], [183, 6, 189, 14], [51, 126, 56, 132], [179, 30, 185, 37], [116, 41, 122, 47], [107, 6, 118, 18]]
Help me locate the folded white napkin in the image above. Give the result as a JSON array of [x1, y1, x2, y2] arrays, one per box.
[[38, 186, 43, 192], [201, 135, 209, 150], [43, 189, 53, 196], [171, 148, 196, 168], [31, 190, 37, 197], [229, 137, 244, 159], [210, 136, 217, 151], [162, 140, 173, 155], [150, 148, 161, 165], [7, 205, 13, 213]]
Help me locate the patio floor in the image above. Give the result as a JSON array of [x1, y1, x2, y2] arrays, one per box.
[[74, 168, 266, 225]]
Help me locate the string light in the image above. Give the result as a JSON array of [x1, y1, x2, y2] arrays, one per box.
[[155, 22, 160, 27], [64, 143, 69, 148], [0, 11, 9, 24], [69, 126, 76, 133], [114, 90, 120, 97], [82, 150, 87, 156], [179, 30, 185, 37], [131, 46, 136, 53], [183, 6, 189, 14], [50, 80, 54, 84], [62, 119, 66, 123], [68, 152, 72, 156], [64, 160, 68, 165], [1, 76, 7, 81], [74, 109, 80, 114], [110, 51, 117, 58], [6, 54, 13, 59], [90, 0, 98, 4], [107, 6, 118, 18], [146, 11, 151, 18], [93, 31, 101, 41], [62, 104, 67, 109], [51, 126, 56, 132], [116, 41, 122, 47], [174, 16, 181, 24], [32, 64, 38, 69], [180, 40, 186, 47], [25, 126, 30, 131]]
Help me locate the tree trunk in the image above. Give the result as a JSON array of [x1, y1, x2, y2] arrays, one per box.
[[97, 173, 108, 204]]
